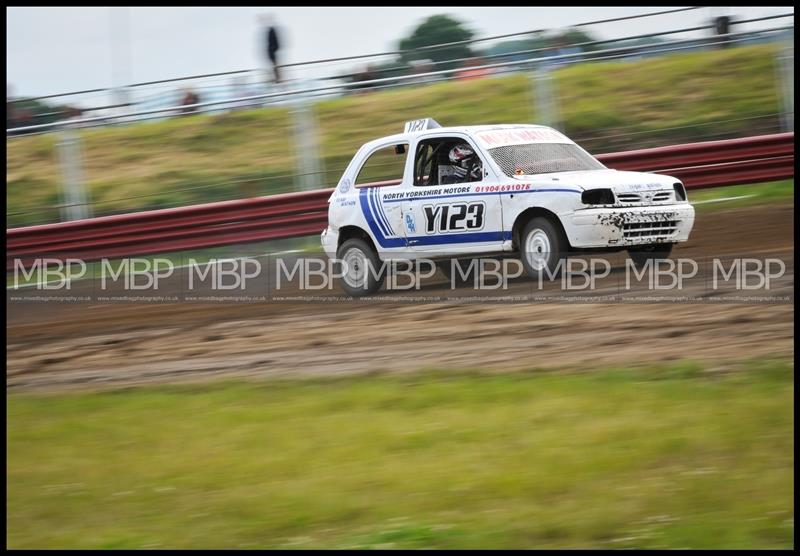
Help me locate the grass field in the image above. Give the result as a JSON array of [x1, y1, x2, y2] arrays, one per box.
[[688, 179, 794, 212], [6, 44, 783, 227], [7, 360, 794, 549]]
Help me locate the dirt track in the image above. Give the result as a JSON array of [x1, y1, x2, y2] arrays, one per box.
[[6, 204, 795, 391]]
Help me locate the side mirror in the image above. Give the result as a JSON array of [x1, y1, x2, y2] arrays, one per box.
[[395, 144, 406, 155]]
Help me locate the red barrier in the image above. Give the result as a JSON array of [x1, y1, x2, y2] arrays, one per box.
[[597, 132, 795, 171], [6, 133, 794, 269], [7, 191, 333, 270], [664, 156, 795, 189]]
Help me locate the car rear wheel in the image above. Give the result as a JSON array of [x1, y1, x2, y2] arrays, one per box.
[[519, 217, 568, 280], [336, 238, 384, 297], [628, 243, 674, 270]]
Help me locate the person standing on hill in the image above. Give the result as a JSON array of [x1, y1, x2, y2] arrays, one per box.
[[261, 14, 282, 84]]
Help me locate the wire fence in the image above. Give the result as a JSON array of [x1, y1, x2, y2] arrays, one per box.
[[7, 9, 793, 135], [6, 23, 794, 137], [9, 8, 704, 102]]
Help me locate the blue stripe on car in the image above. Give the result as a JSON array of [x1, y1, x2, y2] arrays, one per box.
[[373, 189, 395, 235], [408, 231, 513, 246], [367, 188, 390, 237], [382, 188, 582, 204], [359, 188, 405, 248], [371, 188, 394, 236], [359, 188, 516, 249]]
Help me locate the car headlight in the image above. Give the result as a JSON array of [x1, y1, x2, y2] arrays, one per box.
[[673, 182, 687, 202], [581, 188, 615, 205]]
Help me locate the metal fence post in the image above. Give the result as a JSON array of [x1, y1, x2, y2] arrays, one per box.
[[776, 39, 794, 132], [290, 96, 325, 192], [112, 87, 131, 120], [531, 64, 561, 130], [56, 122, 92, 221]]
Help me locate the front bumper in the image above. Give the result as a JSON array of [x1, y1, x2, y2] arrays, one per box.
[[564, 203, 695, 248]]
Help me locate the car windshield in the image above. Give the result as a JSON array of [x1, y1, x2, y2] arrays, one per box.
[[488, 143, 606, 177]]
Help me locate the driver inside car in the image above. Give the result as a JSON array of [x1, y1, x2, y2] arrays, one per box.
[[440, 143, 482, 184]]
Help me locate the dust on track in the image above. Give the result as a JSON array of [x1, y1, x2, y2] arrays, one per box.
[[6, 204, 795, 391]]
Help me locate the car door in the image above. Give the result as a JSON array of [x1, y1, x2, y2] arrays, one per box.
[[354, 141, 410, 252], [401, 133, 505, 256]]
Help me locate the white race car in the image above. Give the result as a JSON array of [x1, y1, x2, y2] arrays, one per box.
[[321, 118, 695, 296]]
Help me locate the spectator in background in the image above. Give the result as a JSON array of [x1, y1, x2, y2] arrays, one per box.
[[180, 88, 200, 114], [348, 65, 377, 94], [553, 36, 577, 68], [714, 16, 732, 49], [456, 57, 491, 81], [64, 105, 84, 121], [260, 14, 282, 84], [408, 59, 435, 86], [6, 84, 36, 134], [7, 83, 16, 130]]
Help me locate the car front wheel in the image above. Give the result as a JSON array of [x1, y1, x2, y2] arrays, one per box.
[[519, 216, 568, 279], [336, 238, 385, 297]]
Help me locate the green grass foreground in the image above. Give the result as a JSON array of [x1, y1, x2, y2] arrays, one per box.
[[7, 361, 794, 549]]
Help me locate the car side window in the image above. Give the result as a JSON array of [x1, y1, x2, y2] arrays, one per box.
[[414, 137, 484, 187], [355, 143, 409, 187]]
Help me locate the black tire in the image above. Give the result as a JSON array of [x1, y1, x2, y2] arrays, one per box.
[[437, 258, 479, 287], [628, 243, 674, 270], [336, 238, 385, 297], [518, 216, 568, 280]]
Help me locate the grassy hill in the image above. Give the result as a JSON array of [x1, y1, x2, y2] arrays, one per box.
[[7, 44, 783, 227]]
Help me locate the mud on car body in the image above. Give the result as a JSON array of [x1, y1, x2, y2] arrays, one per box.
[[321, 118, 695, 296]]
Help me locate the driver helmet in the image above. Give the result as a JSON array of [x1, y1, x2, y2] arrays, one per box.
[[449, 143, 481, 179], [449, 143, 475, 164]]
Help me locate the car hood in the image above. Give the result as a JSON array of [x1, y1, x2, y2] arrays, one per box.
[[521, 169, 678, 193]]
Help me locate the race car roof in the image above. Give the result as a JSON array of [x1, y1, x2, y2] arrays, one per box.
[[360, 123, 574, 152]]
